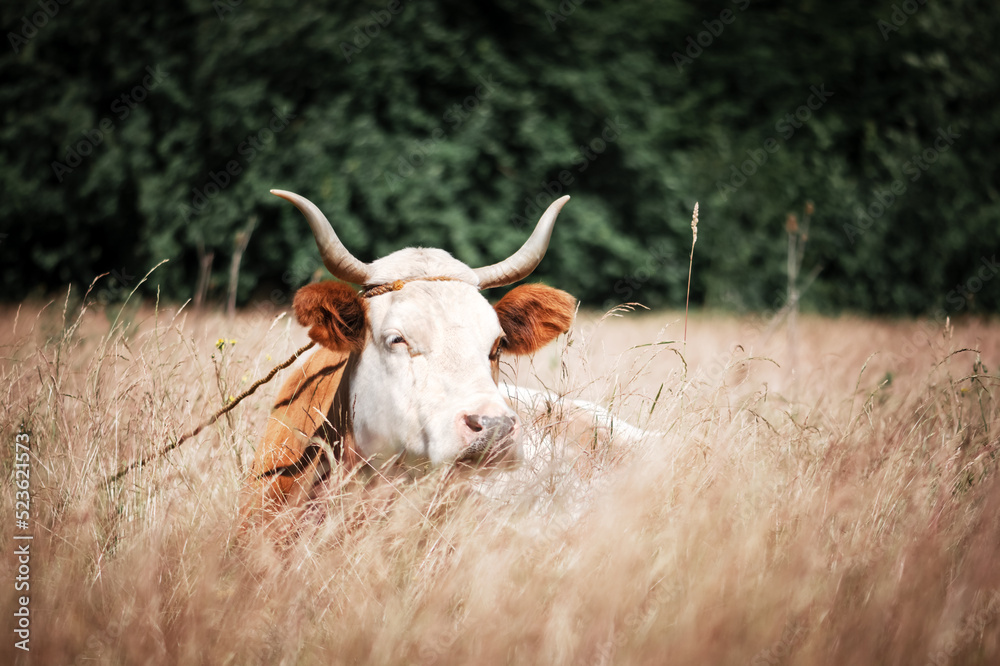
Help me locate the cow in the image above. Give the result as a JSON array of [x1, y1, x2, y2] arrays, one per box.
[[239, 190, 577, 529]]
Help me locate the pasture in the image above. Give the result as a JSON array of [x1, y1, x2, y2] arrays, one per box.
[[2, 296, 999, 665]]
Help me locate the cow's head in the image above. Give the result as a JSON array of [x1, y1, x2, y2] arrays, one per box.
[[276, 190, 576, 470]]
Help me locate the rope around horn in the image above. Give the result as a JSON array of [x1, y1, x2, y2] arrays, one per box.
[[105, 341, 316, 485], [361, 275, 469, 298]]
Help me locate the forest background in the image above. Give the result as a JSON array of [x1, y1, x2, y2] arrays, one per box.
[[2, 0, 997, 316]]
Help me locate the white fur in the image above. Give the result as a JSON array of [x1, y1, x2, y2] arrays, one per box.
[[348, 249, 518, 466], [501, 383, 661, 444], [365, 247, 479, 286]]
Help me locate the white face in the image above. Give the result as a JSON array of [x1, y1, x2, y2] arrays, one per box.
[[348, 267, 520, 468]]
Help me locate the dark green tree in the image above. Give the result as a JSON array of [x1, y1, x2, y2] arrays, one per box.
[[1, 0, 997, 315]]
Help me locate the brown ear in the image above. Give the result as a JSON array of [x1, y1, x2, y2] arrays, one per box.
[[293, 282, 367, 352], [494, 284, 575, 356]]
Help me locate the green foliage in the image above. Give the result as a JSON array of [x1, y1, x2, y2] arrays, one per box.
[[1, 0, 998, 315]]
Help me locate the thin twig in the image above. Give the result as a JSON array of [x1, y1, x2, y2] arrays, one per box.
[[105, 341, 316, 485], [228, 215, 257, 318], [786, 213, 800, 381]]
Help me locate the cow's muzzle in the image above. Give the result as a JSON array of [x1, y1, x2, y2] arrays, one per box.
[[457, 414, 518, 466]]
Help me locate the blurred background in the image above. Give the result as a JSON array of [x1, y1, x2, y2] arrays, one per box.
[[1, 0, 997, 315]]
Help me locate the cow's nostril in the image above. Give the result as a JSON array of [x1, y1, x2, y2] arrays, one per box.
[[465, 414, 484, 432]]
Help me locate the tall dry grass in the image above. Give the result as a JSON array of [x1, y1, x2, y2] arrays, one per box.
[[2, 293, 999, 665]]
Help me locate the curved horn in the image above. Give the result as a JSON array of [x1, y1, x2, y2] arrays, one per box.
[[271, 189, 371, 286], [474, 195, 570, 289]]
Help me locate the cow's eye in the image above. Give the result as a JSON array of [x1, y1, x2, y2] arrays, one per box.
[[386, 333, 406, 347]]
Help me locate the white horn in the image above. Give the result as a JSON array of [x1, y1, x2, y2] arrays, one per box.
[[271, 190, 371, 285], [474, 195, 569, 289]]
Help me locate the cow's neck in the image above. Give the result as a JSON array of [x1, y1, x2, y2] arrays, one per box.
[[323, 350, 360, 468]]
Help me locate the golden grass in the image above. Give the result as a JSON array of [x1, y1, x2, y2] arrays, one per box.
[[2, 296, 999, 665]]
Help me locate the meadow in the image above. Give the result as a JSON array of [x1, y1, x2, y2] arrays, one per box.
[[2, 292, 999, 665]]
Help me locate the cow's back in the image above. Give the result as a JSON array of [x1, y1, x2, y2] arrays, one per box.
[[239, 346, 358, 528]]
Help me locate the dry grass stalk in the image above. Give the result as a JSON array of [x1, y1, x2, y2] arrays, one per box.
[[105, 340, 315, 485], [683, 202, 698, 355], [2, 295, 999, 665]]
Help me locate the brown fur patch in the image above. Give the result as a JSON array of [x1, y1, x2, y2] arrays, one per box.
[[293, 282, 367, 352], [239, 347, 361, 531], [494, 284, 576, 355]]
